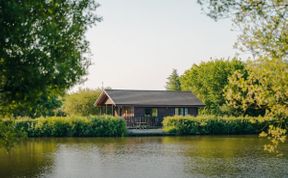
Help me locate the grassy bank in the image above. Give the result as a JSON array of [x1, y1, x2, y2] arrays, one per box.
[[11, 116, 127, 137], [162, 115, 283, 135]]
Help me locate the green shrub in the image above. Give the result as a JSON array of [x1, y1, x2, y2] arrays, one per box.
[[14, 116, 127, 137], [162, 115, 282, 135], [0, 120, 27, 152]]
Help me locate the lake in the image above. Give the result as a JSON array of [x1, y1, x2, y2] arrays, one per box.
[[0, 136, 287, 178]]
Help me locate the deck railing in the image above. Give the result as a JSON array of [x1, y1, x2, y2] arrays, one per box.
[[123, 116, 162, 129]]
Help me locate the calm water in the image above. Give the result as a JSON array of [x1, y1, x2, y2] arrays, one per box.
[[0, 136, 287, 178]]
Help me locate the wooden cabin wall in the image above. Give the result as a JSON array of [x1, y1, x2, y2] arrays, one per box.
[[134, 107, 199, 118]]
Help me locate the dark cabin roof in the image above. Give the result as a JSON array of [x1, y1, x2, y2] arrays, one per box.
[[95, 89, 205, 107]]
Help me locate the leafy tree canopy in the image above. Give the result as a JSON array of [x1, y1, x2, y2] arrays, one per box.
[[166, 69, 181, 91], [198, 0, 288, 59], [0, 0, 101, 117], [224, 58, 288, 118], [180, 58, 245, 115], [63, 88, 101, 116]]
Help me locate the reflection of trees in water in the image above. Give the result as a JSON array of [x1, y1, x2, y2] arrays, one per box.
[[0, 137, 164, 178], [43, 137, 170, 178], [59, 137, 165, 155], [162, 136, 288, 177], [0, 137, 287, 178], [182, 137, 258, 177], [0, 138, 57, 178]]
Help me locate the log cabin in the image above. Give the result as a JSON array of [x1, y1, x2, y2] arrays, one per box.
[[95, 89, 205, 128]]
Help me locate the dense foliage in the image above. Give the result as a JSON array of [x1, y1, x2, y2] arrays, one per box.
[[224, 58, 288, 152], [63, 88, 101, 116], [224, 58, 288, 118], [165, 69, 181, 91], [13, 116, 127, 137], [198, 0, 288, 60], [163, 115, 285, 135], [180, 58, 245, 114], [0, 120, 27, 152], [0, 0, 101, 117]]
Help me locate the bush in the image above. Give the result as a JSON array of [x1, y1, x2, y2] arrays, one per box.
[[13, 116, 127, 137], [162, 115, 283, 135], [0, 120, 27, 152]]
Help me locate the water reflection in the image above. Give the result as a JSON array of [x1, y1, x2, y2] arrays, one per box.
[[0, 136, 287, 178], [0, 138, 56, 178]]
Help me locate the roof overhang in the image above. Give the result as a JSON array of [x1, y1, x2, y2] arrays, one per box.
[[108, 104, 205, 107], [94, 89, 206, 107], [94, 90, 116, 106]]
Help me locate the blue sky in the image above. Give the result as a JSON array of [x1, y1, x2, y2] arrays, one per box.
[[75, 0, 248, 90]]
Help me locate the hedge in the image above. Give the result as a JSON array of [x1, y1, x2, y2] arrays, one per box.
[[162, 115, 285, 135], [12, 116, 127, 137]]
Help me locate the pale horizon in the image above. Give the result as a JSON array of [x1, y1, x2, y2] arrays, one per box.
[[73, 0, 250, 91]]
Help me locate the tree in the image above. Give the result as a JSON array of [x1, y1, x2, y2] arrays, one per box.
[[0, 0, 102, 117], [166, 69, 181, 91], [225, 58, 288, 118], [180, 58, 245, 114], [198, 0, 288, 59], [63, 88, 101, 116], [3, 95, 64, 118], [224, 58, 288, 153], [223, 69, 267, 116]]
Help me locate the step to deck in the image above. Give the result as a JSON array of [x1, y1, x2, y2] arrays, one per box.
[[127, 129, 174, 136]]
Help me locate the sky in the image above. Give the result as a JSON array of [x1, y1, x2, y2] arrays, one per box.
[[75, 0, 248, 91]]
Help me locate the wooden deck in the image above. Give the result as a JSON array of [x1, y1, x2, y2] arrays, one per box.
[[124, 116, 162, 129]]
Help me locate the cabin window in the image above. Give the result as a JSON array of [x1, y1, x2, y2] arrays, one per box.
[[184, 108, 189, 115], [175, 108, 179, 115], [152, 108, 158, 117], [175, 108, 189, 116], [144, 108, 152, 117], [144, 108, 158, 117], [175, 108, 183, 115], [122, 106, 134, 117]]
